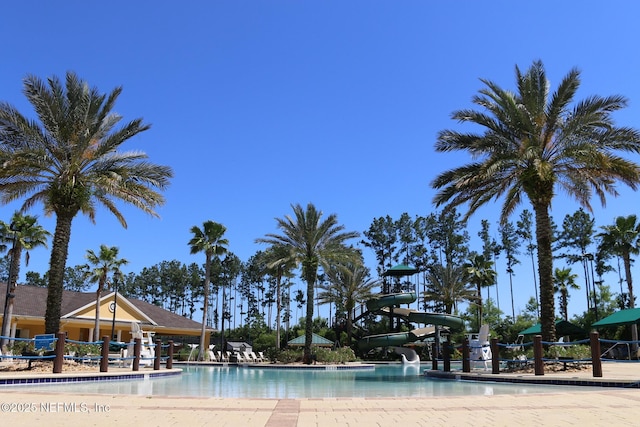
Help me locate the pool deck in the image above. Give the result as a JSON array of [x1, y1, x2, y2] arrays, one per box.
[[1, 362, 640, 426]]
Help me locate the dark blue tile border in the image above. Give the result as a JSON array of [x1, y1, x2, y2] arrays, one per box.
[[0, 369, 181, 387]]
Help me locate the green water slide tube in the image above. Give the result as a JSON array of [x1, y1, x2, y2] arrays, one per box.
[[406, 311, 465, 329], [359, 331, 419, 350], [366, 292, 416, 312]]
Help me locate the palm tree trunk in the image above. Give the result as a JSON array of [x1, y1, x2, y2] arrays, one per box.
[[1, 245, 21, 349], [199, 253, 211, 361], [94, 279, 105, 341], [532, 202, 556, 343], [45, 213, 74, 334], [623, 253, 638, 349], [623, 253, 635, 308], [303, 270, 316, 365]]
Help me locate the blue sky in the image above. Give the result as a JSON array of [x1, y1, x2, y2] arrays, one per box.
[[2, 1, 640, 320]]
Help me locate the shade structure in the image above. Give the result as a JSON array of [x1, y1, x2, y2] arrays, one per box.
[[518, 320, 587, 337], [382, 264, 418, 277], [592, 308, 640, 328], [287, 333, 334, 347]]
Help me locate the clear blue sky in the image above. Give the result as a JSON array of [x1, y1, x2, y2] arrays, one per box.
[[2, 1, 639, 320]]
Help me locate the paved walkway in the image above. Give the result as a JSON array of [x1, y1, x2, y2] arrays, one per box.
[[1, 363, 640, 426]]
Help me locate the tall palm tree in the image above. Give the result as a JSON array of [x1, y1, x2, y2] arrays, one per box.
[[0, 72, 173, 334], [0, 212, 50, 350], [257, 203, 359, 364], [189, 220, 228, 361], [463, 253, 496, 326], [83, 245, 128, 341], [423, 263, 476, 314], [597, 215, 640, 308], [318, 260, 379, 346], [553, 267, 579, 321], [431, 60, 640, 342]]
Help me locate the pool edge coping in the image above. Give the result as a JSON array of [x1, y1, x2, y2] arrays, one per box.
[[424, 369, 640, 388]]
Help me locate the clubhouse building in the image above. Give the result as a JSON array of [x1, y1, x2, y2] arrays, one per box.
[[0, 284, 212, 344]]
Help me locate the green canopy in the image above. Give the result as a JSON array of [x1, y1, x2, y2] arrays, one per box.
[[382, 264, 418, 277], [287, 333, 334, 347], [518, 320, 587, 337], [592, 308, 640, 328]]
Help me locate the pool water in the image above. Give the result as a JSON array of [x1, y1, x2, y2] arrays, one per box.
[[10, 364, 597, 398]]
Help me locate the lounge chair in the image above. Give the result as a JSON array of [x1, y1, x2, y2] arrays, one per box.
[[250, 351, 262, 362]]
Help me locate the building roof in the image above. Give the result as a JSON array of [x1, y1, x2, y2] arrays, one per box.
[[0, 284, 208, 333], [287, 333, 334, 347]]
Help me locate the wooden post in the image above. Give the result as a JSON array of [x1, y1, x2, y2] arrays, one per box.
[[133, 337, 141, 371], [52, 332, 65, 374], [533, 335, 544, 376], [154, 339, 161, 370], [443, 338, 451, 372], [491, 337, 499, 374], [167, 340, 174, 369], [100, 336, 109, 373], [590, 331, 602, 378], [431, 342, 438, 371], [462, 337, 470, 373]]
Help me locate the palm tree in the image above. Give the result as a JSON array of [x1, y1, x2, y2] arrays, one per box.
[[553, 267, 579, 321], [188, 220, 228, 360], [423, 263, 476, 314], [0, 72, 173, 334], [597, 215, 640, 308], [431, 60, 640, 342], [463, 253, 496, 326], [257, 203, 359, 364], [0, 212, 50, 350], [83, 245, 128, 341], [318, 260, 379, 346]]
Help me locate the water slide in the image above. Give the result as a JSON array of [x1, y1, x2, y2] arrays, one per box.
[[358, 292, 464, 352]]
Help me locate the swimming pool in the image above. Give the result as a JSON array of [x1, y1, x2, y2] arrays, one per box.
[[10, 364, 597, 398]]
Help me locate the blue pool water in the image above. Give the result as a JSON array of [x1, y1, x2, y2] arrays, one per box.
[[10, 364, 596, 398]]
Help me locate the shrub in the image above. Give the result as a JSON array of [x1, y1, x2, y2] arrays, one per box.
[[314, 347, 357, 364], [278, 349, 303, 363]]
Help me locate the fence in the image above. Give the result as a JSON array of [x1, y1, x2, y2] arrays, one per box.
[[434, 331, 610, 377], [0, 333, 175, 374]]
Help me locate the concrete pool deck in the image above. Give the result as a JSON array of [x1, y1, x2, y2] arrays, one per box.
[[1, 362, 640, 426]]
